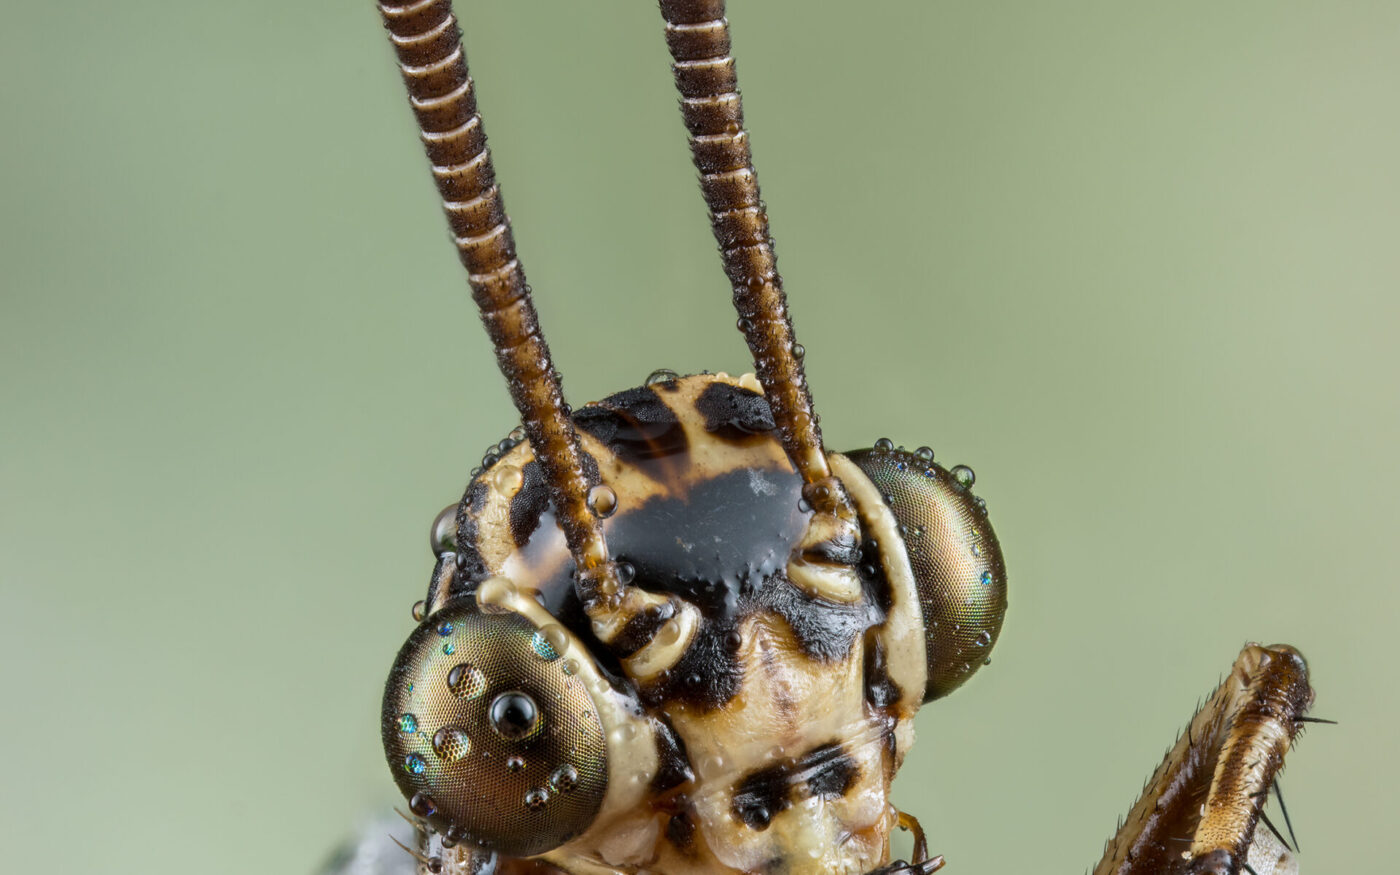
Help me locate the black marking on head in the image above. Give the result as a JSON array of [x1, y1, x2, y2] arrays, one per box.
[[452, 477, 490, 580], [574, 386, 687, 463], [727, 742, 856, 832], [652, 716, 696, 793], [507, 452, 600, 548], [798, 743, 858, 800], [508, 459, 551, 548], [753, 577, 881, 662], [666, 809, 697, 852], [859, 534, 893, 615], [732, 762, 791, 830], [801, 528, 861, 567], [610, 465, 806, 622], [694, 381, 776, 440], [612, 600, 677, 659], [642, 616, 746, 710], [863, 630, 902, 710]]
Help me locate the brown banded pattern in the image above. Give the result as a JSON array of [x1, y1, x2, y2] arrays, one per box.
[[378, 0, 652, 634], [658, 0, 855, 524]]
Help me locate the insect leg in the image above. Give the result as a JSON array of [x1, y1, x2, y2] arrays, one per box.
[[1094, 644, 1313, 875]]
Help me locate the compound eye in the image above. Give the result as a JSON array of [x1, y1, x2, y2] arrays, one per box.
[[381, 603, 608, 856], [847, 445, 1008, 702]]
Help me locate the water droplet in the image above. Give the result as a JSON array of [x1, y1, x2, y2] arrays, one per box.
[[506, 755, 526, 773], [409, 792, 437, 817], [426, 857, 443, 874], [609, 723, 637, 744], [616, 562, 636, 586], [508, 426, 526, 442], [403, 753, 426, 775], [561, 658, 580, 676], [971, 543, 983, 557], [492, 464, 523, 495], [874, 437, 894, 452], [951, 464, 976, 488], [430, 504, 458, 554], [699, 753, 725, 778], [974, 496, 987, 513], [686, 673, 702, 687], [983, 657, 993, 666], [914, 446, 934, 462], [645, 368, 680, 386], [550, 764, 579, 793], [447, 663, 487, 699], [432, 726, 471, 762], [489, 692, 540, 740], [980, 570, 993, 586], [736, 317, 754, 333], [442, 642, 455, 655], [975, 630, 992, 647], [791, 343, 805, 359], [398, 713, 418, 734], [543, 624, 569, 658], [410, 600, 426, 622], [531, 627, 563, 661], [587, 484, 618, 519], [724, 630, 743, 648], [524, 788, 549, 811], [437, 621, 454, 637]]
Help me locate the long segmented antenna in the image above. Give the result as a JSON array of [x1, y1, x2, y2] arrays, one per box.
[[375, 0, 627, 606], [658, 0, 855, 524]]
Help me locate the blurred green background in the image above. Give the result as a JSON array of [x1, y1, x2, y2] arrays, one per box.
[[2, 2, 1395, 872]]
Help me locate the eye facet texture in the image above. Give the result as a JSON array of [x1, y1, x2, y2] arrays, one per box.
[[848, 446, 1008, 701], [381, 603, 608, 856]]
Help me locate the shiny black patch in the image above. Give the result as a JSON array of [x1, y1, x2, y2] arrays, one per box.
[[798, 743, 858, 800], [694, 381, 776, 440], [619, 466, 801, 619], [732, 762, 791, 830], [574, 386, 686, 463]]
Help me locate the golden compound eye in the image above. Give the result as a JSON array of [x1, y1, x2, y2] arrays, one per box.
[[381, 603, 608, 856], [847, 444, 1009, 702]]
